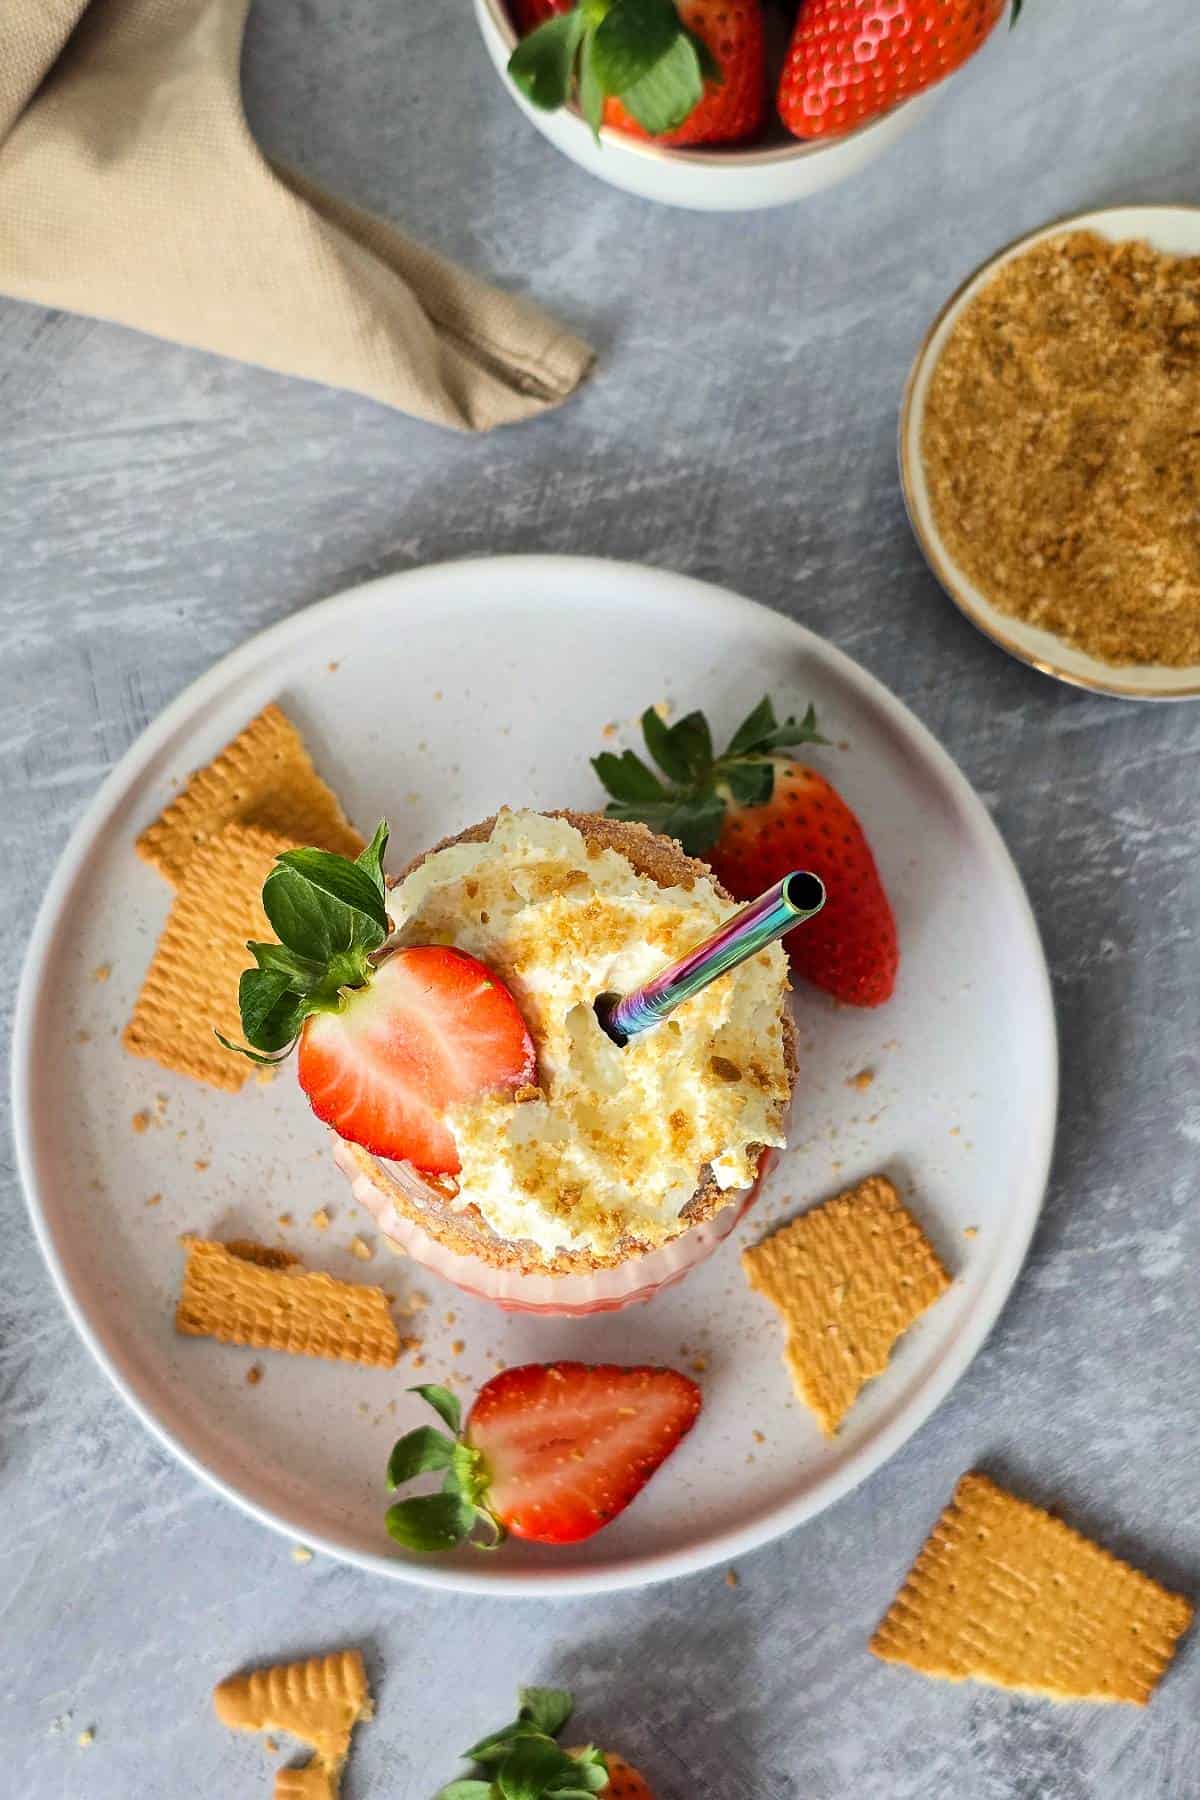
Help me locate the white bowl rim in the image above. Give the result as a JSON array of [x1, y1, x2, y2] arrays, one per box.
[[900, 202, 1200, 703], [477, 0, 923, 169]]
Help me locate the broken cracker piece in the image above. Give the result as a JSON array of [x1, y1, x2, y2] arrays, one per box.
[[214, 1649, 371, 1770], [123, 824, 295, 1091], [176, 1238, 403, 1367], [871, 1472, 1193, 1704], [742, 1174, 950, 1434], [137, 704, 362, 886], [275, 1762, 339, 1800]]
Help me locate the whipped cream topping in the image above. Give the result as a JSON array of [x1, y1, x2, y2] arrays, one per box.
[[387, 810, 792, 1256]]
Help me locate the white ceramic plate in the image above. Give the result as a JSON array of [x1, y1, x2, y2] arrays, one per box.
[[13, 556, 1057, 1596], [901, 204, 1200, 701]]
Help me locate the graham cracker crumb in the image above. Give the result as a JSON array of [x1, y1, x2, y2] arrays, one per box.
[[77, 1729, 94, 1748], [925, 231, 1200, 667], [145, 1193, 162, 1208], [726, 1569, 739, 1588], [194, 1159, 209, 1172], [265, 1737, 279, 1754], [311, 1209, 331, 1231], [75, 1029, 91, 1044], [278, 1213, 293, 1227], [451, 1339, 465, 1356], [291, 1545, 313, 1565], [255, 1066, 277, 1086], [848, 1069, 875, 1091], [131, 1109, 152, 1134], [964, 1225, 979, 1239], [91, 964, 111, 983], [690, 1356, 709, 1374], [246, 1364, 263, 1386], [349, 1236, 374, 1261]]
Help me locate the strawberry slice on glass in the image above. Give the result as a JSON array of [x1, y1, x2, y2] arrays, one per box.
[[220, 823, 535, 1171]]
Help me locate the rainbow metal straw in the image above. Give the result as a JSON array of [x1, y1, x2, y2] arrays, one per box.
[[595, 871, 825, 1047]]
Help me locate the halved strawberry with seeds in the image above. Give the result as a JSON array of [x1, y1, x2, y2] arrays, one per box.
[[219, 822, 535, 1170], [297, 945, 534, 1172], [385, 1365, 701, 1551]]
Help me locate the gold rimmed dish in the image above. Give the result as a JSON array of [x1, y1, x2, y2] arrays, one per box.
[[900, 204, 1200, 703]]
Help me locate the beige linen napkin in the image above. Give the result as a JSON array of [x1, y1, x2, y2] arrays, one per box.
[[1, 0, 594, 430]]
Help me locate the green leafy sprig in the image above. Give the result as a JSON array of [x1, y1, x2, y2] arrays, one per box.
[[591, 695, 825, 857], [216, 822, 391, 1063], [508, 0, 720, 141], [435, 1686, 609, 1800], [385, 1385, 506, 1555]]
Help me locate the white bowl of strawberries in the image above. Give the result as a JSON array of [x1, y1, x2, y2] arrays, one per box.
[[475, 0, 1011, 211]]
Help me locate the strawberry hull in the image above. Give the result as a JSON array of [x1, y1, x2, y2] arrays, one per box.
[[331, 1135, 772, 1315]]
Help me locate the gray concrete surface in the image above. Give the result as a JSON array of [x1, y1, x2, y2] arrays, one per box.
[[3, 1, 1199, 1795]]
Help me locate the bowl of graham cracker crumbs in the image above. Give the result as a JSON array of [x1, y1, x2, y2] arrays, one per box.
[[901, 205, 1200, 700]]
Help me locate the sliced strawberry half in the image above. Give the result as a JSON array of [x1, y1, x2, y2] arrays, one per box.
[[297, 945, 535, 1173], [385, 1364, 702, 1552]]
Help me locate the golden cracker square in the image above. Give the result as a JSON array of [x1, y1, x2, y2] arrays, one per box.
[[123, 823, 293, 1091], [137, 704, 363, 887], [177, 1239, 402, 1368], [871, 1472, 1194, 1704], [214, 1648, 371, 1766], [742, 1174, 950, 1434]]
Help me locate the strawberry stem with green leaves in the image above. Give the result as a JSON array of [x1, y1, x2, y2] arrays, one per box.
[[592, 695, 825, 857], [509, 0, 720, 139], [435, 1686, 609, 1800], [386, 1383, 506, 1553], [216, 822, 392, 1063]]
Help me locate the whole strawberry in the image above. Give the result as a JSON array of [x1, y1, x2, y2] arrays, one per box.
[[778, 0, 1013, 140], [434, 1685, 655, 1800], [602, 0, 765, 147], [593, 696, 898, 1008], [507, 0, 760, 143]]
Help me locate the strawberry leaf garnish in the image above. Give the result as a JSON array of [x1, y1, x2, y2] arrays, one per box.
[[591, 696, 826, 857], [385, 1426, 457, 1489], [385, 1491, 478, 1553], [517, 1690, 575, 1738], [412, 1381, 462, 1435], [385, 1385, 506, 1554], [439, 1686, 608, 1800], [508, 0, 715, 139], [508, 7, 587, 110], [217, 822, 393, 1064]]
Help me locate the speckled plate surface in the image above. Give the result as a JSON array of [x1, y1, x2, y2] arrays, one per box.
[[12, 556, 1057, 1596]]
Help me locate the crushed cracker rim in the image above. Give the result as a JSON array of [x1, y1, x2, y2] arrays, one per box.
[[900, 203, 1200, 703]]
